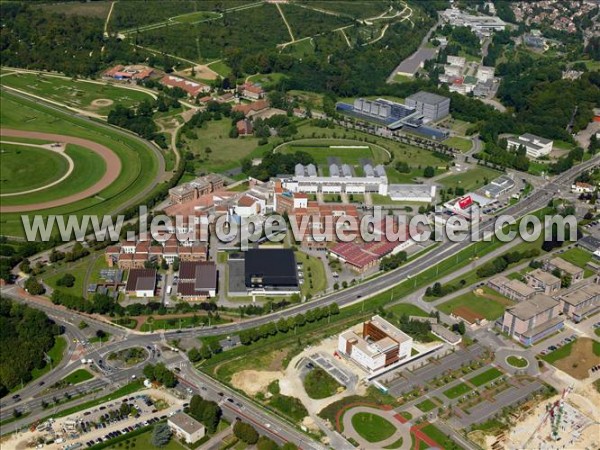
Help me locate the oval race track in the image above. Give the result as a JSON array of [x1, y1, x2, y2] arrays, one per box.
[[0, 129, 122, 213]]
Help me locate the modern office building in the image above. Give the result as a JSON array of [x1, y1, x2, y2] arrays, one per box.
[[506, 133, 554, 159], [338, 315, 413, 373], [499, 294, 564, 346], [405, 91, 451, 122]]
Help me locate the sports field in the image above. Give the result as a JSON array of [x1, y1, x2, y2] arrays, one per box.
[[437, 288, 514, 321], [0, 143, 69, 194], [2, 73, 154, 115], [0, 91, 161, 237]]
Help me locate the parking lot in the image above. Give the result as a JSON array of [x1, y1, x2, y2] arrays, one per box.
[[6, 389, 185, 450]]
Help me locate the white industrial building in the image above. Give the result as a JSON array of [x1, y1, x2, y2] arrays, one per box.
[[441, 8, 507, 35], [506, 133, 554, 159], [405, 91, 451, 123], [282, 163, 389, 195], [338, 315, 413, 373], [388, 184, 436, 202]]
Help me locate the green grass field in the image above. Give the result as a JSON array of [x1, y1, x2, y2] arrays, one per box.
[[303, 367, 341, 399], [386, 304, 429, 318], [43, 258, 90, 297], [351, 412, 397, 443], [295, 251, 327, 297], [183, 119, 268, 174], [443, 382, 471, 399], [30, 336, 67, 383], [440, 166, 502, 192], [443, 136, 472, 152], [0, 144, 106, 206], [467, 368, 502, 387], [416, 398, 437, 412], [280, 140, 387, 165], [104, 429, 186, 450], [2, 73, 154, 115], [437, 289, 514, 321], [420, 424, 465, 450], [0, 91, 160, 237], [559, 247, 594, 276], [542, 340, 576, 364], [0, 143, 69, 194], [506, 356, 528, 368], [207, 60, 232, 78], [61, 368, 94, 385]]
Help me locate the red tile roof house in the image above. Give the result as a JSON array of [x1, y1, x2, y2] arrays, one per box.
[[236, 119, 254, 136], [160, 75, 210, 98], [240, 82, 265, 100]]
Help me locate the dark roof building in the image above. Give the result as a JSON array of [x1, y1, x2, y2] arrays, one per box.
[[244, 249, 299, 294], [125, 269, 157, 297], [177, 261, 217, 299]]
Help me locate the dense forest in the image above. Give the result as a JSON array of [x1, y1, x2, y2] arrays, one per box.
[[0, 297, 62, 396]]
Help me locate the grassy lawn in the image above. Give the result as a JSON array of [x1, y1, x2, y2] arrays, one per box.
[[542, 341, 575, 364], [420, 424, 465, 450], [0, 91, 159, 238], [440, 166, 502, 192], [0, 143, 69, 194], [386, 303, 429, 317], [443, 136, 472, 152], [506, 356, 528, 368], [443, 382, 471, 399], [30, 336, 67, 382], [103, 428, 186, 450], [2, 73, 154, 115], [183, 119, 269, 174], [207, 60, 232, 78], [61, 368, 94, 385], [43, 258, 90, 297], [467, 367, 502, 387], [416, 398, 437, 412], [559, 247, 594, 277], [247, 72, 288, 89], [351, 412, 397, 443], [295, 251, 327, 297], [437, 288, 513, 321], [279, 139, 387, 165], [303, 367, 342, 399], [90, 332, 111, 343], [0, 143, 106, 207]]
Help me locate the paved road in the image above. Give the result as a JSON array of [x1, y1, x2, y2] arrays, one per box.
[[1, 154, 597, 446]]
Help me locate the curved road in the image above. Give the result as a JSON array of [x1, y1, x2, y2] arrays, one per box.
[[0, 89, 166, 218], [0, 129, 122, 213]]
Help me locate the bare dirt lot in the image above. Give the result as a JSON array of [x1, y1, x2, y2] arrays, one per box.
[[552, 338, 600, 380], [231, 369, 282, 396]]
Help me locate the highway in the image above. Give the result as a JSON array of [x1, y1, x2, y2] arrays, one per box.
[[1, 154, 597, 446]]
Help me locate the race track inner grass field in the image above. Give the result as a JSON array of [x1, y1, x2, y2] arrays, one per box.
[[0, 143, 69, 194], [0, 144, 106, 206], [0, 91, 160, 238], [2, 72, 154, 115]]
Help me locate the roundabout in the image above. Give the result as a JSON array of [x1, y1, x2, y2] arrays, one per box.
[[0, 141, 74, 196], [0, 129, 121, 213], [342, 406, 411, 449]]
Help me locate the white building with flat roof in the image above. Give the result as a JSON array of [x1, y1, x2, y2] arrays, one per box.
[[168, 413, 205, 444], [388, 184, 436, 202], [338, 315, 413, 373], [283, 164, 388, 195], [506, 133, 554, 159]]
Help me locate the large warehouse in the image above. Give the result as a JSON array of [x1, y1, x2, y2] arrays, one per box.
[[243, 248, 300, 295]]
